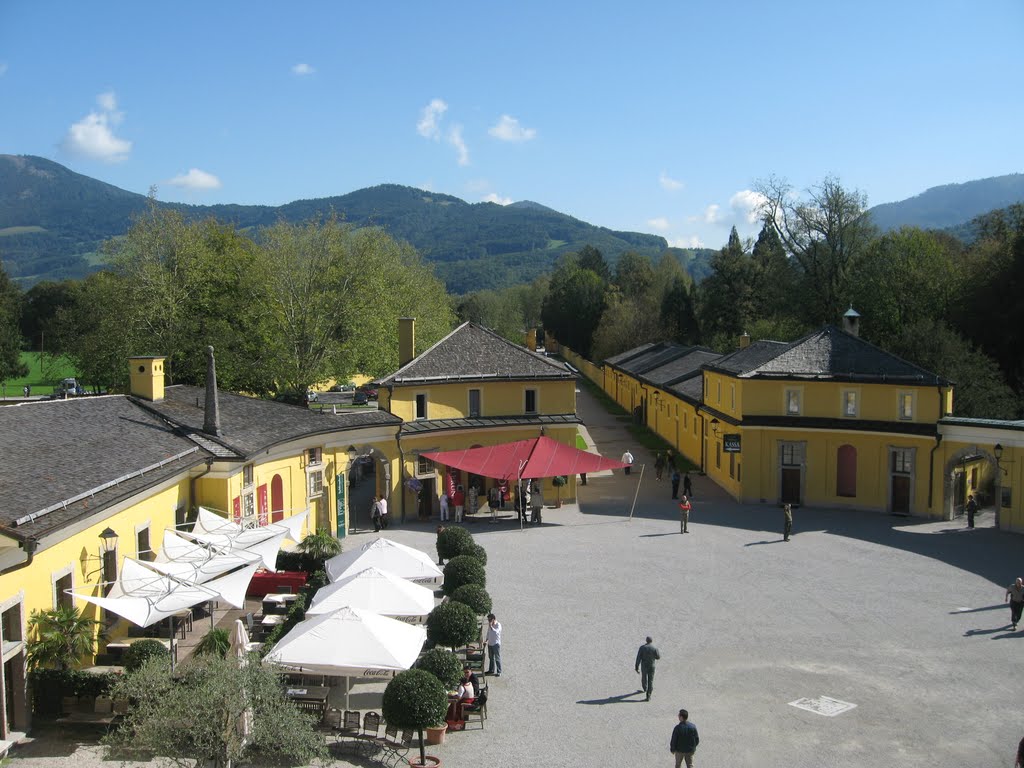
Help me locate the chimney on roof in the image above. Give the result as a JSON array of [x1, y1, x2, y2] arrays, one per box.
[[738, 332, 751, 349], [203, 345, 222, 437], [843, 306, 861, 337], [128, 356, 166, 401], [399, 317, 416, 367]]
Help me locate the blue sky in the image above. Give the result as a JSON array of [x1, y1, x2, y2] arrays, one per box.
[[1, 1, 1022, 250]]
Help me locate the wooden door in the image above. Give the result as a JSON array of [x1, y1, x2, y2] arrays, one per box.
[[781, 467, 801, 504], [891, 475, 911, 514]]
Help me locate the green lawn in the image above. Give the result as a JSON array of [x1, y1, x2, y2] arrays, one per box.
[[1, 352, 79, 396]]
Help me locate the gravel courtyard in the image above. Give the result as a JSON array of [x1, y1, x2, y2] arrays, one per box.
[[10, 384, 1020, 768]]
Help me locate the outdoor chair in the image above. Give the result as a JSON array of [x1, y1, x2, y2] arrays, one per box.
[[334, 710, 363, 754], [463, 686, 488, 729], [320, 708, 343, 741], [359, 711, 382, 741], [383, 730, 415, 768]]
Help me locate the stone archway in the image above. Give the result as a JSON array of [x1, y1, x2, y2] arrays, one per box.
[[942, 445, 1001, 526]]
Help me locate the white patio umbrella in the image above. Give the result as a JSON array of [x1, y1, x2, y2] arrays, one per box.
[[325, 538, 443, 585], [264, 606, 427, 707], [306, 566, 435, 622], [184, 523, 287, 572]]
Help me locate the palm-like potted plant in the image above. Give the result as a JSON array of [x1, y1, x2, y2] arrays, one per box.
[[26, 605, 101, 670], [382, 669, 449, 767], [194, 627, 231, 658]]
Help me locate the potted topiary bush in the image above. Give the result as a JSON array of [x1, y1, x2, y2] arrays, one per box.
[[417, 647, 463, 690], [464, 542, 487, 566], [382, 669, 449, 767], [123, 639, 171, 672], [436, 526, 473, 566], [442, 555, 485, 597], [426, 601, 479, 650], [450, 584, 492, 617]]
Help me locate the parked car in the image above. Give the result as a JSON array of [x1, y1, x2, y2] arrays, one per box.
[[352, 391, 369, 406], [306, 390, 319, 402], [356, 385, 378, 400], [330, 381, 356, 392], [52, 377, 84, 398]]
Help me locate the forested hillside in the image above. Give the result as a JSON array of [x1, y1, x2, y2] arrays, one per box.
[[868, 174, 1024, 232], [0, 155, 699, 291]]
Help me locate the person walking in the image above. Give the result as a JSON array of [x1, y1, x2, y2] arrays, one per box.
[[622, 449, 634, 475], [529, 482, 544, 525], [783, 503, 793, 541], [678, 495, 691, 534], [682, 471, 693, 498], [376, 495, 389, 529], [966, 494, 978, 529], [439, 491, 450, 522], [485, 613, 503, 676], [370, 495, 382, 532], [1007, 577, 1024, 630], [453, 485, 466, 523], [655, 452, 665, 481], [635, 636, 660, 701], [669, 709, 699, 768], [670, 469, 681, 500]]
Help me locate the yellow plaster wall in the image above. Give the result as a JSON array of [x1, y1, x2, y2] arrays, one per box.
[[387, 380, 576, 422], [740, 379, 948, 422]]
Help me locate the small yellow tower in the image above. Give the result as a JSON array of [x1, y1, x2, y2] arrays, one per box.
[[128, 356, 166, 402]]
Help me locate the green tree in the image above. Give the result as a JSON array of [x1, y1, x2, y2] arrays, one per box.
[[105, 654, 326, 768], [757, 175, 877, 324], [698, 227, 755, 339], [0, 265, 28, 386], [749, 222, 798, 323], [576, 244, 611, 282], [55, 272, 135, 390], [26, 606, 101, 670], [591, 288, 642, 361], [541, 256, 606, 358], [382, 669, 449, 766], [614, 251, 655, 300], [660, 276, 700, 345], [19, 279, 77, 353]]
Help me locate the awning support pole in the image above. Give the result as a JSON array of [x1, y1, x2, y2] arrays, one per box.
[[628, 464, 646, 521]]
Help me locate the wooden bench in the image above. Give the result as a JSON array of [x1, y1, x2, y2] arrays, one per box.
[[56, 696, 122, 732]]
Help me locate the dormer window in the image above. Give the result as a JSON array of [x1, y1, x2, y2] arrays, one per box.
[[899, 392, 914, 420], [415, 393, 428, 420], [842, 390, 858, 418], [242, 464, 254, 487], [785, 389, 801, 416], [525, 389, 538, 415], [469, 389, 481, 418]]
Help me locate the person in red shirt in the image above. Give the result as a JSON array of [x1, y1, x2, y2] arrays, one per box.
[[452, 485, 466, 522], [678, 495, 691, 534]]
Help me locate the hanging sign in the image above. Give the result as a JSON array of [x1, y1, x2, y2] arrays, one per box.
[[723, 433, 742, 453]]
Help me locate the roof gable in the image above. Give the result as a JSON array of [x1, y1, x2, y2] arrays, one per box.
[[377, 323, 573, 385]]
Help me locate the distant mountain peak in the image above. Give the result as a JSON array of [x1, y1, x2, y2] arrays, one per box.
[[507, 200, 558, 214]]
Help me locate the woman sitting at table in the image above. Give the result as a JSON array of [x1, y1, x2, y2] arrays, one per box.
[[447, 677, 475, 724]]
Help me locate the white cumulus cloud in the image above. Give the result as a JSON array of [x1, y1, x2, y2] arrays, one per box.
[[730, 189, 768, 224], [659, 171, 683, 191], [488, 114, 536, 143], [417, 98, 448, 140], [702, 204, 723, 224], [291, 63, 315, 75], [167, 168, 222, 190], [483, 192, 512, 205], [670, 235, 705, 248], [61, 92, 131, 163], [448, 124, 469, 166], [647, 217, 670, 231]]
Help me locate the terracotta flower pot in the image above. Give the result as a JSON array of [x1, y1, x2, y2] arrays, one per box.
[[409, 757, 442, 768], [425, 723, 447, 745]]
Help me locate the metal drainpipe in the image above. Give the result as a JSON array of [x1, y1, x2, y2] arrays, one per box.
[[0, 537, 39, 576], [928, 433, 942, 512]]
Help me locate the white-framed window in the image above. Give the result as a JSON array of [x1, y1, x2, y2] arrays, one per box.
[[307, 447, 322, 465], [52, 566, 74, 610], [308, 470, 324, 497], [898, 392, 914, 420], [842, 390, 858, 418], [1, 598, 24, 648], [785, 389, 801, 416], [175, 503, 187, 529], [781, 442, 803, 466], [242, 463, 254, 488], [135, 523, 154, 562], [468, 389, 481, 418], [524, 388, 538, 414], [417, 455, 434, 477], [415, 393, 428, 420], [892, 448, 913, 474], [242, 491, 256, 519]]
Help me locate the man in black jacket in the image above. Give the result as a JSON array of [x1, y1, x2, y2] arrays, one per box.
[[670, 709, 699, 768], [635, 636, 660, 701]]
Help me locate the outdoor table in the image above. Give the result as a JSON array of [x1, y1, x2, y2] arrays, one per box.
[[285, 685, 330, 718], [261, 613, 286, 627], [262, 593, 298, 615]]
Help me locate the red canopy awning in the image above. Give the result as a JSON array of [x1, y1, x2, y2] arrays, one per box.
[[422, 436, 627, 481]]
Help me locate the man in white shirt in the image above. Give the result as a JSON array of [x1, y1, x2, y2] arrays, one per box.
[[485, 613, 503, 676], [622, 450, 634, 475], [376, 495, 389, 530], [439, 492, 450, 522]]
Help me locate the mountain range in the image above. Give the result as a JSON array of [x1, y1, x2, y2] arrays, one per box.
[[1, 154, 1022, 290]]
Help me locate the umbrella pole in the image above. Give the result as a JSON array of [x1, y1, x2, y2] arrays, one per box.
[[628, 464, 646, 521], [169, 616, 176, 671]]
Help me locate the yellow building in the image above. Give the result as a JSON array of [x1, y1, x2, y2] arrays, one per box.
[[375, 320, 580, 520], [0, 350, 399, 740]]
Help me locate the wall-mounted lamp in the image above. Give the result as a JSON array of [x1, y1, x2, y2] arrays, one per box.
[[347, 445, 358, 462], [99, 527, 118, 553], [994, 443, 1007, 476], [710, 418, 720, 436]]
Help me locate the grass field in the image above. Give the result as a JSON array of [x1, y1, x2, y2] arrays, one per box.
[[1, 352, 79, 397]]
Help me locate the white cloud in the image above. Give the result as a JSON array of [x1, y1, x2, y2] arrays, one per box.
[[483, 192, 512, 205], [448, 124, 469, 166], [729, 189, 767, 224], [670, 235, 705, 248], [61, 93, 132, 163], [659, 171, 683, 191], [291, 63, 315, 75], [647, 217, 670, 231], [702, 204, 723, 224], [167, 168, 222, 190], [417, 98, 448, 140], [488, 114, 536, 143]]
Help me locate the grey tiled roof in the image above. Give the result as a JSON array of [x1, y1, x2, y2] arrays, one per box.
[[603, 343, 657, 366], [0, 396, 208, 539], [669, 376, 704, 404], [645, 349, 722, 387], [377, 323, 573, 386], [741, 326, 949, 384], [704, 340, 790, 375], [400, 413, 581, 436], [139, 386, 401, 457]]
